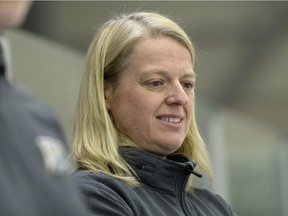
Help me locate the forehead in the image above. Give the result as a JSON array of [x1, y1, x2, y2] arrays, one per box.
[[124, 36, 194, 76], [132, 36, 191, 58]]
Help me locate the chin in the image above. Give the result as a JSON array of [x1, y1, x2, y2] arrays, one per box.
[[157, 144, 182, 156]]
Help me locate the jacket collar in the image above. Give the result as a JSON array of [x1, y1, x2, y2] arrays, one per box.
[[119, 147, 202, 194], [0, 38, 6, 78], [0, 36, 12, 82]]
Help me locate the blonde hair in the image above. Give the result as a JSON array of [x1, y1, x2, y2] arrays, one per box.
[[72, 11, 212, 188]]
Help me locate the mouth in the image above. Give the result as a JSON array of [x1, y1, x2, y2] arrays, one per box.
[[156, 115, 183, 123]]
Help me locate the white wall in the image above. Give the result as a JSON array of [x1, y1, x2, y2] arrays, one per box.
[[5, 29, 85, 143]]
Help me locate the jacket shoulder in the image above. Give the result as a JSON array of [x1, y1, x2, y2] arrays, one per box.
[[72, 170, 134, 215]]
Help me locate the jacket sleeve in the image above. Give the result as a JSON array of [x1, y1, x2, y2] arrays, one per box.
[[72, 171, 134, 216]]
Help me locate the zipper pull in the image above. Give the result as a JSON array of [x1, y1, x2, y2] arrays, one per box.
[[185, 161, 202, 178]]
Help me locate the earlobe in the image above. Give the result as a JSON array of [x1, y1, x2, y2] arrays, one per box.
[[104, 83, 112, 109], [105, 98, 111, 109]]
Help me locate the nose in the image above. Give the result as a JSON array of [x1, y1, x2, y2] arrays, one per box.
[[165, 82, 189, 106]]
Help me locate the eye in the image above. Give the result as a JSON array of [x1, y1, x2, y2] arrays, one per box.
[[146, 80, 164, 87], [182, 82, 195, 90]]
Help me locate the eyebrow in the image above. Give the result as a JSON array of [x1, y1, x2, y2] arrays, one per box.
[[181, 71, 197, 79], [138, 69, 196, 79]]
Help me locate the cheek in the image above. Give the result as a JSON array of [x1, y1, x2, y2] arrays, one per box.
[[185, 97, 194, 120], [111, 90, 152, 125]]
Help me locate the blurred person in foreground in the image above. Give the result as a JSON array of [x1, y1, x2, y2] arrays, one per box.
[[0, 1, 87, 215], [72, 11, 237, 215]]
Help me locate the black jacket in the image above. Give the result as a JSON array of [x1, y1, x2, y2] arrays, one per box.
[[73, 147, 237, 216], [0, 40, 87, 215]]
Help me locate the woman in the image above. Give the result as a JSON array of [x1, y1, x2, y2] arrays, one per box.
[[72, 11, 236, 215]]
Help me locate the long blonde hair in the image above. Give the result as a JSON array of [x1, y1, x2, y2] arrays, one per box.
[[72, 11, 212, 187]]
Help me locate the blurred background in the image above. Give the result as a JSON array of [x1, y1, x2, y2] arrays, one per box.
[[4, 1, 288, 215]]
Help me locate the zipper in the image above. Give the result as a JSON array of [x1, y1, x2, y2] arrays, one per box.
[[177, 164, 198, 216]]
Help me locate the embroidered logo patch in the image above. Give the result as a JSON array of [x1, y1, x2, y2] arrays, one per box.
[[35, 136, 69, 175]]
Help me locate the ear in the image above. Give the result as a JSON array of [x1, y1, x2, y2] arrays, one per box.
[[104, 82, 113, 109]]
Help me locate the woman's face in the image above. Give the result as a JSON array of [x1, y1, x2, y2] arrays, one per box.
[[105, 36, 195, 156]]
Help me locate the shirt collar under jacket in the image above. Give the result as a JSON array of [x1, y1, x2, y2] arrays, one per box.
[[119, 147, 202, 194]]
